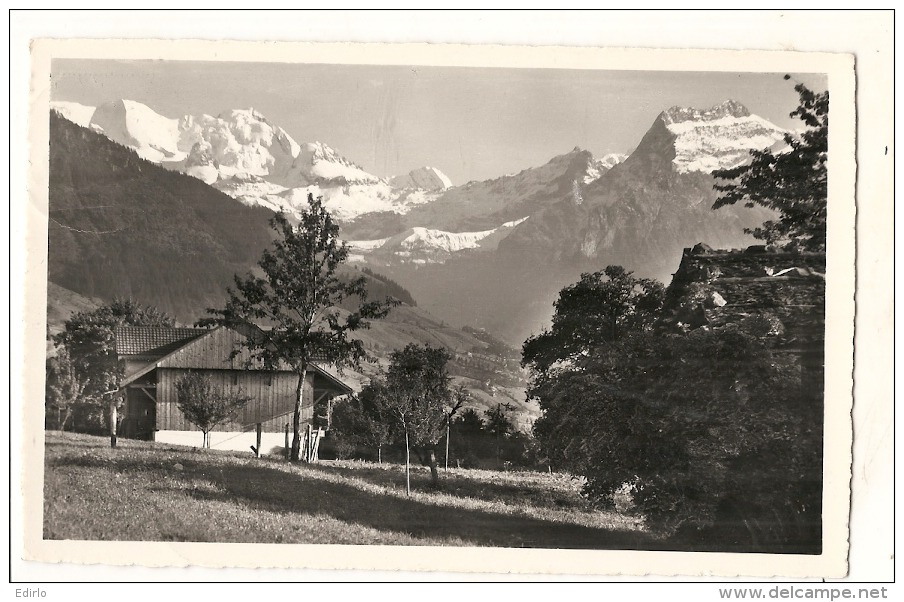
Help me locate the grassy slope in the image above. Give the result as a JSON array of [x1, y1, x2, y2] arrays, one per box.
[[44, 432, 651, 548]]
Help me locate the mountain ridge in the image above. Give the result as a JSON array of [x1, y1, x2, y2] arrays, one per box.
[[49, 97, 787, 344], [359, 101, 784, 342], [50, 100, 456, 223], [46, 112, 535, 426]]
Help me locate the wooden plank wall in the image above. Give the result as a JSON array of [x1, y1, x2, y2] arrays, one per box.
[[157, 368, 314, 433]]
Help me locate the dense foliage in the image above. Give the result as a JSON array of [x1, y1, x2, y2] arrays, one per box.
[[174, 372, 250, 448], [382, 344, 465, 490], [331, 344, 465, 491], [450, 404, 540, 470], [202, 195, 394, 461], [713, 78, 829, 251], [524, 266, 822, 552], [330, 379, 395, 463], [522, 266, 664, 378], [44, 346, 90, 431], [329, 400, 539, 471], [49, 299, 175, 433]]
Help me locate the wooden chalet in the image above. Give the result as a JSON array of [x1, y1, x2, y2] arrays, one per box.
[[662, 243, 826, 394], [115, 325, 352, 452]]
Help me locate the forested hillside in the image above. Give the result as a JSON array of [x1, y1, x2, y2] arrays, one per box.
[[48, 111, 275, 323]]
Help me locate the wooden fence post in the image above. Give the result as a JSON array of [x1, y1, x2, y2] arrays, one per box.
[[255, 423, 262, 458], [109, 399, 118, 448], [284, 423, 290, 461]]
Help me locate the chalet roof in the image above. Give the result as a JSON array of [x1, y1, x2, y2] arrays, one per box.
[[118, 325, 351, 394], [661, 244, 826, 350], [115, 326, 208, 357]]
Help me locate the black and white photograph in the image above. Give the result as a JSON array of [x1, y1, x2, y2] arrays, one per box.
[[12, 16, 886, 582]]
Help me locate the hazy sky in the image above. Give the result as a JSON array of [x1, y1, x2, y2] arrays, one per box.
[[52, 60, 827, 185]]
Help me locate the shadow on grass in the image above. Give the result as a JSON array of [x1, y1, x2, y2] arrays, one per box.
[[46, 436, 821, 553], [50, 453, 656, 550], [303, 462, 592, 512]]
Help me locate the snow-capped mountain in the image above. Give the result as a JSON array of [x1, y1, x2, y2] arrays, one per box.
[[598, 152, 628, 170], [389, 167, 453, 191], [352, 146, 623, 237], [49, 96, 790, 344], [348, 217, 529, 265], [282, 141, 383, 188], [49, 101, 96, 128], [56, 100, 303, 181], [371, 100, 788, 343], [657, 99, 786, 173], [50, 99, 452, 222], [89, 99, 188, 164], [497, 100, 785, 266], [177, 108, 300, 184]]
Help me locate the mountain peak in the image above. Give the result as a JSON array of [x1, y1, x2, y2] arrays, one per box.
[[219, 107, 270, 122], [286, 140, 384, 188], [389, 166, 453, 191], [632, 100, 786, 174], [660, 100, 751, 125], [89, 99, 182, 162], [50, 101, 97, 128]]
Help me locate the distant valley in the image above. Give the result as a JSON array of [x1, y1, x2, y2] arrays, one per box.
[[48, 95, 786, 422]]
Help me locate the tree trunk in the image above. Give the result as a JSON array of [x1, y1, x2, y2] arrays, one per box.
[[404, 429, 411, 496], [427, 448, 439, 486], [444, 420, 450, 471], [291, 369, 306, 461], [377, 444, 382, 464], [59, 407, 72, 432]]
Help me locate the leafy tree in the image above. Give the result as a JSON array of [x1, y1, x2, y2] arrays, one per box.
[[713, 77, 828, 250], [380, 344, 464, 493], [202, 194, 395, 461], [524, 262, 822, 551], [522, 266, 664, 379], [441, 384, 469, 471], [331, 380, 395, 463], [52, 299, 175, 432], [454, 408, 485, 433], [530, 327, 819, 551], [484, 402, 517, 466], [174, 371, 250, 448], [54, 299, 175, 402], [45, 346, 90, 431], [484, 402, 515, 438]]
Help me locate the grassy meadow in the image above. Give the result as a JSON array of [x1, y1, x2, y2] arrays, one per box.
[[44, 432, 655, 549]]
